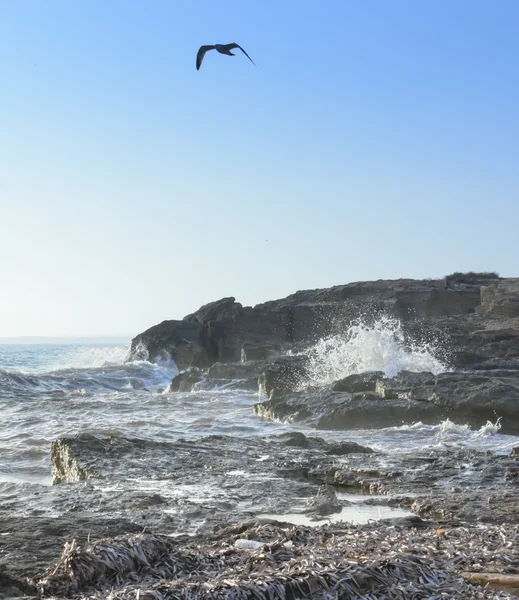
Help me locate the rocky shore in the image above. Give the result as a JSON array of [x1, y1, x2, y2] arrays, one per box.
[[133, 274, 519, 433], [2, 273, 519, 599]]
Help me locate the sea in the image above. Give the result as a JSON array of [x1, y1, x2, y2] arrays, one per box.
[[1, 318, 518, 493]]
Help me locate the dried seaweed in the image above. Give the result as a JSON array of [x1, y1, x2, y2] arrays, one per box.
[[37, 522, 519, 599]]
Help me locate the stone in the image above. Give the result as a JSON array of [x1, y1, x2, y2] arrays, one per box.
[[332, 372, 384, 393], [476, 278, 519, 317], [168, 368, 205, 392], [258, 356, 309, 399]]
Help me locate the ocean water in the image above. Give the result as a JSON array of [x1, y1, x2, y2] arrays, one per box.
[[1, 321, 518, 491]]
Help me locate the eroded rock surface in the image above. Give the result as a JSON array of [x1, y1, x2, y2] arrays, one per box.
[[130, 276, 519, 372]]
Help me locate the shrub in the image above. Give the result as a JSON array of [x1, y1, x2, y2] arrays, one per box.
[[445, 271, 500, 284]]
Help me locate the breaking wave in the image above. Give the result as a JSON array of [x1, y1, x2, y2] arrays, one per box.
[[0, 344, 177, 398], [305, 316, 448, 385]]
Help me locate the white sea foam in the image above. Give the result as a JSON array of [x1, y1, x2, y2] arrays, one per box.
[[304, 316, 447, 384], [44, 344, 131, 372]]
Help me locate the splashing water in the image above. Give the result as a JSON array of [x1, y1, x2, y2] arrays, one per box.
[[305, 316, 447, 384]]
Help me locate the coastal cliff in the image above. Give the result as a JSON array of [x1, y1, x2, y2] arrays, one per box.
[[130, 274, 519, 370]]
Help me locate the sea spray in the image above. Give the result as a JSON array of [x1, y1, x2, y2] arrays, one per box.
[[304, 316, 447, 385]]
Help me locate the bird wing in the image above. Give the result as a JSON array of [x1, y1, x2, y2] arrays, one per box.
[[196, 45, 216, 70], [223, 43, 256, 66]]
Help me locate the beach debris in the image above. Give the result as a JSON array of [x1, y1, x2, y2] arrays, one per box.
[[35, 521, 519, 599]]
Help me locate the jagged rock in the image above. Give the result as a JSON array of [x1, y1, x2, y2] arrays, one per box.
[[258, 356, 309, 400], [206, 361, 266, 381], [375, 371, 437, 399], [241, 343, 270, 361], [255, 389, 447, 430], [325, 441, 375, 455], [332, 372, 384, 393], [256, 369, 519, 434], [315, 392, 447, 430], [168, 368, 205, 392], [476, 278, 519, 317], [129, 277, 517, 371], [129, 319, 210, 369], [375, 370, 519, 432], [51, 439, 93, 484]]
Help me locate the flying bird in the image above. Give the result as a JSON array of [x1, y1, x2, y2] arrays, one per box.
[[196, 43, 256, 71]]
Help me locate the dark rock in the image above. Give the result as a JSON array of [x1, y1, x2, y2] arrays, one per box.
[[268, 432, 313, 448], [256, 389, 447, 430], [0, 513, 144, 581], [325, 441, 375, 455], [183, 297, 239, 324], [375, 371, 438, 399], [130, 277, 518, 371], [129, 319, 210, 369], [375, 370, 519, 433], [168, 368, 205, 392], [305, 486, 342, 516], [316, 392, 447, 430], [206, 361, 266, 381], [240, 343, 270, 362], [332, 371, 384, 393], [0, 571, 36, 598], [258, 356, 309, 399]]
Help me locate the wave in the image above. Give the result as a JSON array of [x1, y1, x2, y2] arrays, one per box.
[[304, 316, 448, 385], [0, 345, 177, 397]]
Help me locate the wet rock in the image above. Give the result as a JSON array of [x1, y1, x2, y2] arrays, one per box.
[[257, 368, 519, 434], [241, 343, 270, 361], [0, 571, 36, 598], [376, 370, 519, 433], [256, 390, 447, 430], [375, 371, 437, 399], [254, 390, 318, 423], [129, 319, 211, 369], [8, 432, 519, 584], [206, 361, 266, 381], [258, 356, 309, 399], [0, 513, 144, 581], [168, 367, 205, 392], [51, 439, 93, 484], [332, 371, 384, 393], [328, 447, 519, 524], [268, 432, 317, 448], [305, 486, 343, 516], [325, 441, 374, 455]]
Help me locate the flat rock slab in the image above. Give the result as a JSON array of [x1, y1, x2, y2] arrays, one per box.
[[3, 432, 519, 586], [255, 370, 519, 434]]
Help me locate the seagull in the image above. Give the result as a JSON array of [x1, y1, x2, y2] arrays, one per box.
[[196, 43, 256, 71]]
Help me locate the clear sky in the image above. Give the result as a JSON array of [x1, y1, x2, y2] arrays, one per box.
[[1, 0, 518, 337]]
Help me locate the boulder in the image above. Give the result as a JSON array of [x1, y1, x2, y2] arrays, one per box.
[[255, 390, 447, 430], [167, 368, 205, 392], [476, 279, 519, 317], [258, 356, 309, 399], [315, 392, 447, 430], [332, 372, 384, 393], [128, 319, 210, 369], [375, 370, 519, 432]]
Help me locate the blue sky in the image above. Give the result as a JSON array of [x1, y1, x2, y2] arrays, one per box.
[[1, 0, 518, 337]]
